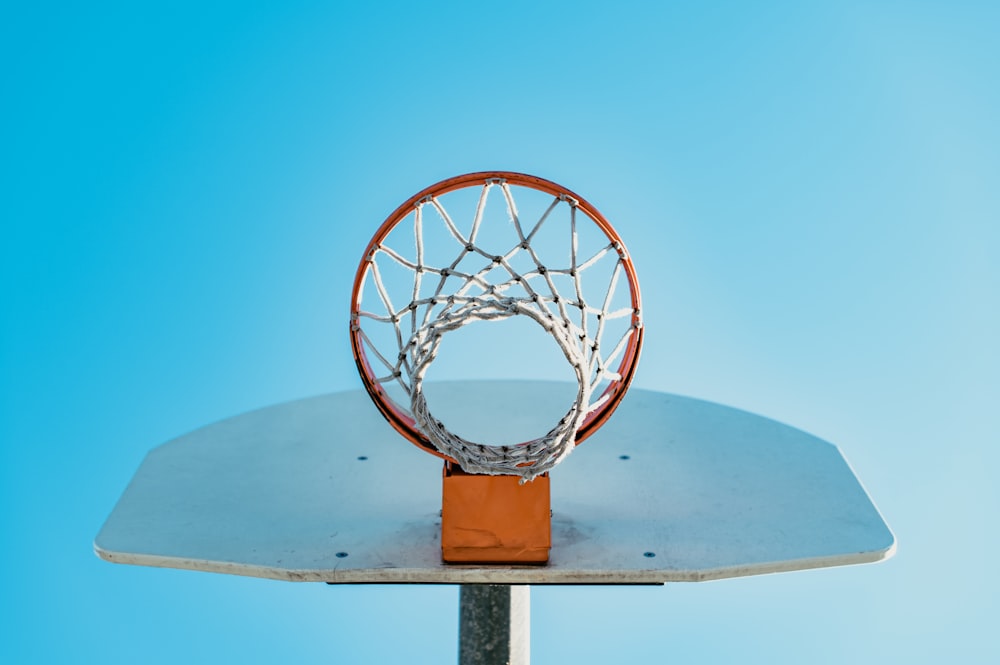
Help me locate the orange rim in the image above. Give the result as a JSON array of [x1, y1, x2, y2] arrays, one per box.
[[350, 171, 643, 459]]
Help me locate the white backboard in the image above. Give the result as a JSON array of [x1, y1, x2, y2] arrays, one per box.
[[95, 381, 895, 584]]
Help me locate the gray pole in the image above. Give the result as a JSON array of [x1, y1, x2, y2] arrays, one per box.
[[459, 585, 529, 665]]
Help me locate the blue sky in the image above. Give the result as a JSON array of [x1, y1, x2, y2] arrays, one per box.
[[2, 1, 998, 662]]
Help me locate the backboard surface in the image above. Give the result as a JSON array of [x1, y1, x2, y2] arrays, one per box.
[[94, 381, 894, 584]]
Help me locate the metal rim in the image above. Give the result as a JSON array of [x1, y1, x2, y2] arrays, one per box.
[[350, 171, 643, 460]]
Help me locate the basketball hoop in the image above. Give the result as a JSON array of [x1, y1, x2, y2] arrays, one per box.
[[350, 172, 643, 480]]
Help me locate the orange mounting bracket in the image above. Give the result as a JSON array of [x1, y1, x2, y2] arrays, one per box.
[[441, 462, 551, 564]]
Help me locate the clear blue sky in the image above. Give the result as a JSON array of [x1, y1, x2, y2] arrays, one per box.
[[2, 1, 998, 663]]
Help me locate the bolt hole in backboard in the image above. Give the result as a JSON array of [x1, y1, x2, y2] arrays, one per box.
[[95, 171, 894, 663]]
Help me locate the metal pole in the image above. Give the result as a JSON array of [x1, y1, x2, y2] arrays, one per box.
[[459, 585, 529, 665]]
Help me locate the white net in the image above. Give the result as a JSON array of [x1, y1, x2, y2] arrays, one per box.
[[352, 177, 641, 480]]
